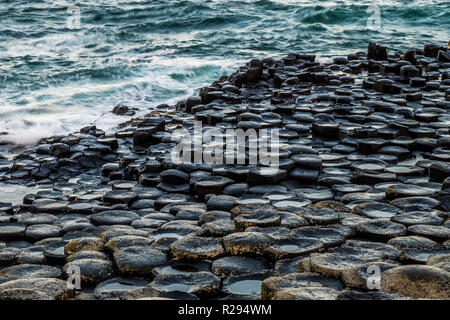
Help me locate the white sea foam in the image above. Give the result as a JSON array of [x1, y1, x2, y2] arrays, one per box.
[[0, 56, 240, 147]]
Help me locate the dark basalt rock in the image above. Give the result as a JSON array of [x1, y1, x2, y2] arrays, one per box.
[[291, 154, 322, 170], [113, 246, 167, 277], [400, 248, 450, 264], [202, 220, 235, 237], [66, 251, 109, 263], [169, 236, 224, 261], [63, 258, 115, 286], [152, 260, 210, 277], [90, 210, 140, 226], [437, 50, 450, 63], [341, 261, 400, 289], [31, 199, 69, 214], [112, 104, 130, 115], [44, 241, 67, 266], [0, 202, 13, 214], [148, 272, 220, 298], [221, 270, 276, 298], [429, 162, 450, 182], [261, 272, 344, 300], [198, 211, 231, 225], [154, 194, 188, 211], [212, 256, 269, 278], [98, 226, 149, 242], [0, 247, 20, 267], [357, 202, 400, 219], [264, 237, 323, 260], [94, 277, 148, 300], [230, 203, 275, 217], [120, 286, 198, 300], [392, 211, 443, 226], [49, 143, 70, 157], [389, 196, 440, 210], [277, 212, 308, 228], [352, 171, 396, 185], [0, 278, 74, 300], [223, 183, 249, 197], [290, 226, 345, 249], [407, 225, 450, 242], [133, 117, 165, 148], [312, 122, 339, 139], [223, 232, 275, 256], [337, 290, 408, 300], [381, 265, 450, 299], [356, 219, 406, 241], [105, 235, 154, 253], [368, 42, 388, 61], [18, 246, 45, 264], [388, 235, 442, 250], [25, 224, 61, 242], [246, 226, 291, 240], [386, 184, 435, 200], [288, 168, 319, 183], [427, 254, 450, 272], [160, 169, 189, 185], [103, 190, 138, 205], [298, 208, 339, 225], [2, 42, 450, 300], [0, 223, 26, 242], [234, 211, 281, 231], [0, 264, 62, 284], [64, 237, 104, 256], [157, 218, 202, 234], [247, 168, 287, 185], [344, 240, 401, 260], [309, 248, 376, 279], [206, 195, 237, 211]]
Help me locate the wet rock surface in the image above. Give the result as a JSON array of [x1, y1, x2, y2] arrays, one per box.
[[381, 265, 450, 299], [0, 42, 450, 300]]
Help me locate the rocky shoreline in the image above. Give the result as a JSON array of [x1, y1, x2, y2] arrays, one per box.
[[0, 42, 450, 300]]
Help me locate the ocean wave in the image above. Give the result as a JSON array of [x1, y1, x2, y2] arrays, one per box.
[[0, 0, 448, 147]]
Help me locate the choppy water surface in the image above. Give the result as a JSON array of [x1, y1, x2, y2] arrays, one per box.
[[0, 0, 448, 145]]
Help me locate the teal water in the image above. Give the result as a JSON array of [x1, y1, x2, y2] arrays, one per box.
[[0, 0, 448, 145]]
